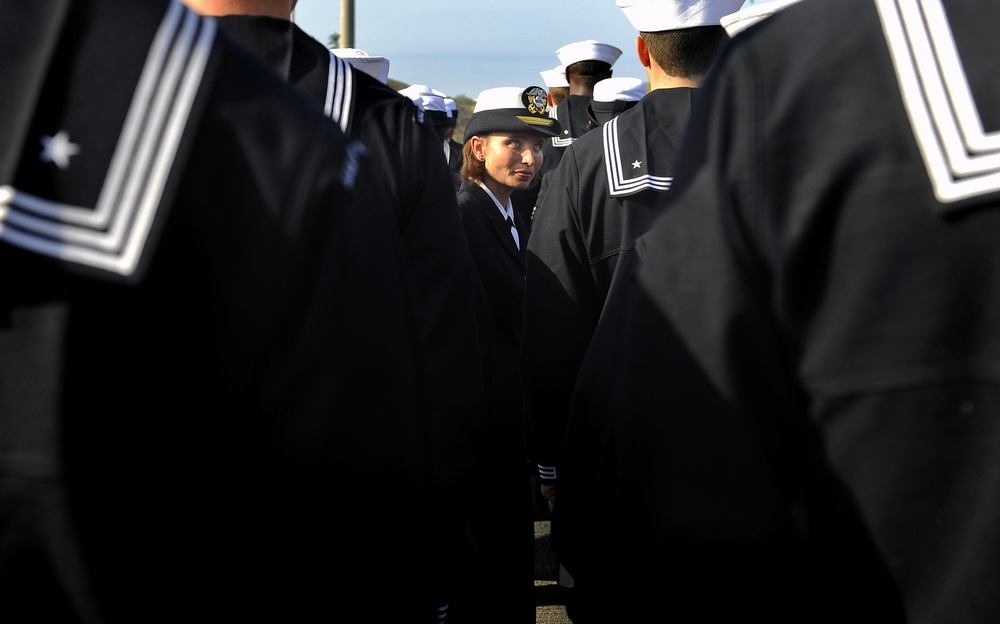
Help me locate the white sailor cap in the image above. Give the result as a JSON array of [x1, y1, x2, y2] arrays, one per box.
[[444, 97, 459, 124], [588, 77, 646, 126], [720, 0, 803, 36], [555, 40, 623, 68], [330, 47, 390, 84], [616, 0, 745, 32], [593, 77, 647, 103], [539, 65, 570, 89], [398, 84, 451, 116], [464, 86, 563, 143]]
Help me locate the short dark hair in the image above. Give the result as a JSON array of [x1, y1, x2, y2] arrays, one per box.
[[640, 26, 730, 80], [565, 60, 614, 89], [548, 86, 569, 107]]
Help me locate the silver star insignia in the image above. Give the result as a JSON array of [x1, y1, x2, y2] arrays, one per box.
[[631, 160, 642, 170], [40, 131, 81, 170]]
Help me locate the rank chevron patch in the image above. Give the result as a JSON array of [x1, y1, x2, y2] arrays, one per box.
[[549, 105, 575, 147], [551, 135, 575, 148], [603, 114, 672, 197], [0, 1, 214, 278], [551, 134, 575, 148], [876, 0, 1000, 203]]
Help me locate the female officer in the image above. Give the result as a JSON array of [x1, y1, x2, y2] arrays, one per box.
[[450, 87, 561, 623]]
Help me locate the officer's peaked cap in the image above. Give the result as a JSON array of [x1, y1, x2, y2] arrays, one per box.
[[464, 86, 563, 143]]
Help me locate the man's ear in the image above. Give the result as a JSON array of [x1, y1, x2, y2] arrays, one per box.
[[636, 35, 651, 69]]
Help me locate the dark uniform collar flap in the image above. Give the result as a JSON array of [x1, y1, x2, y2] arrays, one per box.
[[601, 99, 673, 197], [0, 0, 218, 283], [0, 0, 73, 183]]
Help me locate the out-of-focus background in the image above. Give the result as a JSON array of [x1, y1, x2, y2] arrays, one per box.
[[292, 0, 648, 100]]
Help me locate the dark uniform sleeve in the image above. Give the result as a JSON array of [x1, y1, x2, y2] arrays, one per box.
[[384, 98, 491, 498], [521, 145, 604, 485]]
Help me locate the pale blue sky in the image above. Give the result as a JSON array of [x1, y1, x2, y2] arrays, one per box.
[[292, 1, 651, 99]]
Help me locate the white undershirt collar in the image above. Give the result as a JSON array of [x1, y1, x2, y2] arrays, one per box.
[[476, 181, 514, 221], [476, 181, 520, 250]]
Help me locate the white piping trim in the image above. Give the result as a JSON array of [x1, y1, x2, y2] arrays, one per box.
[[603, 114, 672, 196], [0, 1, 215, 276], [875, 0, 1000, 203], [918, 0, 1000, 153], [895, 0, 1000, 173], [325, 50, 353, 133]]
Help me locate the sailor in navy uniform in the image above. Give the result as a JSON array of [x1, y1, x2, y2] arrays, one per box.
[[541, 39, 623, 175], [560, 0, 1000, 621], [398, 85, 464, 190], [452, 87, 561, 624], [511, 41, 623, 224], [187, 0, 490, 526], [398, 84, 455, 143], [584, 76, 647, 129], [0, 0, 440, 621], [444, 97, 465, 192], [539, 64, 570, 109], [521, 0, 738, 521], [181, 3, 490, 617]]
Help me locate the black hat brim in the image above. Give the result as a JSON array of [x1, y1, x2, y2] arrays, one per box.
[[463, 109, 562, 143]]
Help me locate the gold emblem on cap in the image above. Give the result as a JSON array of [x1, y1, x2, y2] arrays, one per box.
[[522, 86, 548, 116]]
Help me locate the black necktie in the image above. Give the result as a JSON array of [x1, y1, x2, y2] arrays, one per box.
[[506, 215, 520, 251]]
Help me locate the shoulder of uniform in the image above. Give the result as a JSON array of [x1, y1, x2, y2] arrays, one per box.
[[557, 128, 603, 172]]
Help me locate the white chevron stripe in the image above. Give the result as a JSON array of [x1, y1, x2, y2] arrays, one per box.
[[549, 103, 574, 147]]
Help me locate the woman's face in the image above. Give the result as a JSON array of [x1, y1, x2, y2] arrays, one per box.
[[473, 132, 545, 192]]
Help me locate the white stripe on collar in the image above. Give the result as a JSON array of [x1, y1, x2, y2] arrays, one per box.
[[325, 50, 354, 133], [875, 0, 1000, 202], [602, 114, 673, 197], [0, 1, 214, 278]]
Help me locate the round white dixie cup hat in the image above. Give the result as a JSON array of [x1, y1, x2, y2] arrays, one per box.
[[330, 48, 390, 84], [540, 65, 570, 89], [720, 0, 803, 36], [616, 0, 745, 31], [593, 77, 647, 103], [398, 84, 451, 116], [555, 40, 623, 68]]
